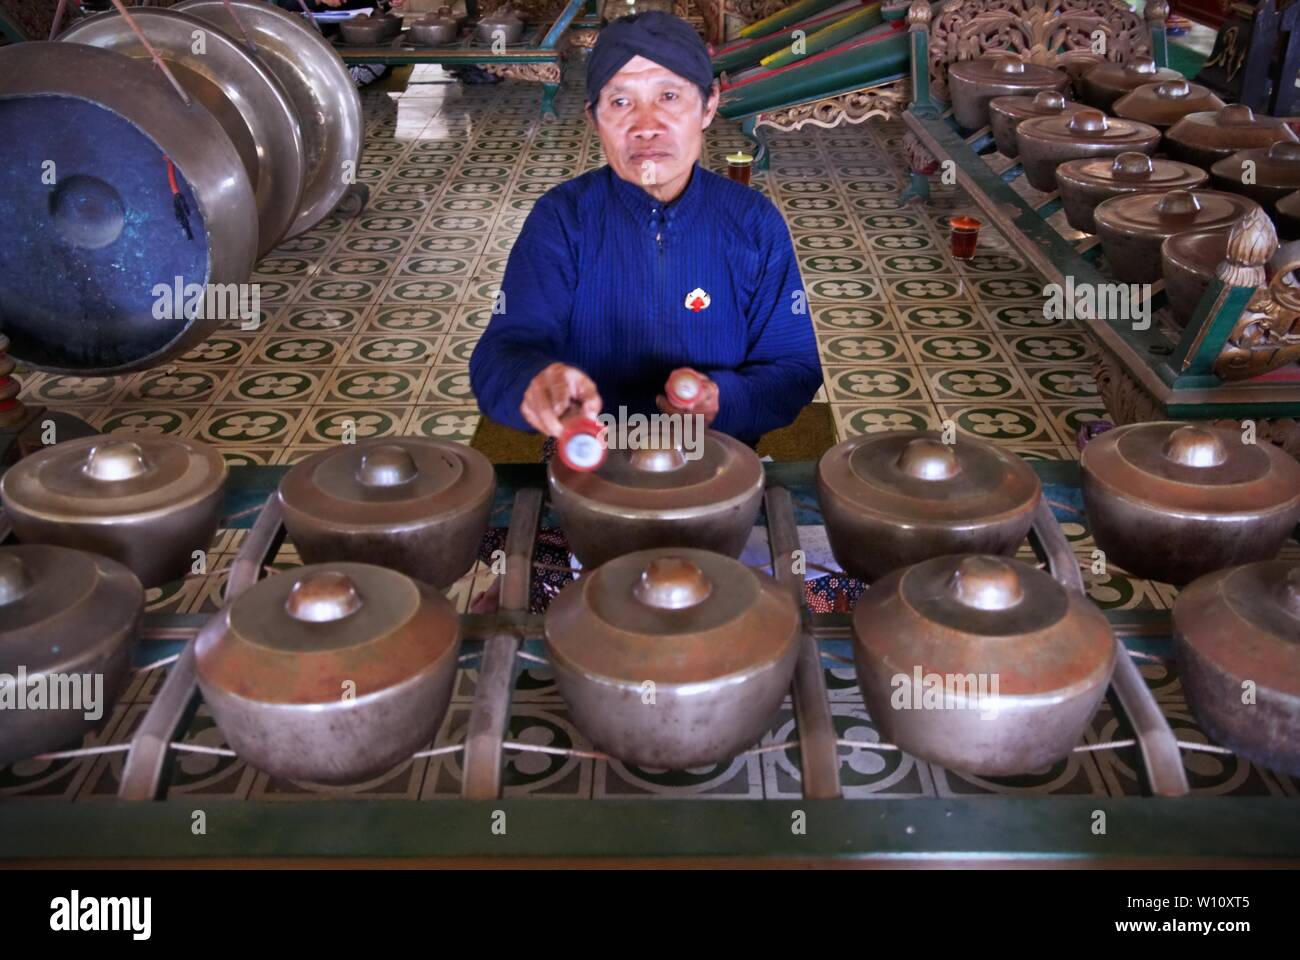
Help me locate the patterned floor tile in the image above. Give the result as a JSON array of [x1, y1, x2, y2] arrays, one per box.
[[293, 406, 414, 445], [192, 406, 306, 446], [894, 302, 986, 331], [218, 367, 325, 405], [818, 333, 909, 366], [921, 364, 1031, 402], [935, 402, 1059, 445], [1001, 331, 1097, 364], [824, 365, 929, 403], [324, 367, 429, 404], [833, 403, 943, 438], [907, 331, 1010, 365]]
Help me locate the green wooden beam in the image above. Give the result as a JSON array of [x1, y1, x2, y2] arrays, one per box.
[[759, 4, 883, 70], [738, 0, 848, 39], [2, 797, 1298, 864]]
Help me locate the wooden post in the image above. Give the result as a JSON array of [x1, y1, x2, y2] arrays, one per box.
[[907, 0, 932, 112], [1145, 0, 1169, 69]]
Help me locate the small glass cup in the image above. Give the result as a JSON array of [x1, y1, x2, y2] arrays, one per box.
[[949, 215, 982, 260], [726, 152, 754, 186]]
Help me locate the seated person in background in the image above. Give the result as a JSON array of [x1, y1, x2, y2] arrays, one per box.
[[469, 10, 822, 450], [467, 12, 825, 613]]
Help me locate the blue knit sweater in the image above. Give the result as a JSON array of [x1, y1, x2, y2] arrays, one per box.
[[468, 163, 823, 447]]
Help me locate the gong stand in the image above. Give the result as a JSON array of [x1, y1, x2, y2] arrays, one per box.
[[0, 335, 42, 469], [0, 335, 99, 468], [89, 465, 1195, 806], [117, 496, 287, 800]]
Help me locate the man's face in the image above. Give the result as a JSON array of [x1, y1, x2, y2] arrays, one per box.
[[587, 55, 719, 202]]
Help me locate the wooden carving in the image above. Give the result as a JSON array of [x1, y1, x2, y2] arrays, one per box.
[[1208, 208, 1300, 382], [754, 82, 911, 131], [924, 0, 1148, 102], [1094, 352, 1300, 459], [481, 61, 563, 82], [725, 0, 787, 21], [1213, 271, 1300, 381]]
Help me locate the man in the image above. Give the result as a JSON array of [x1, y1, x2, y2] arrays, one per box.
[[469, 11, 822, 449]]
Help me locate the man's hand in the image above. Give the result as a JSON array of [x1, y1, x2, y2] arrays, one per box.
[[520, 363, 602, 437], [656, 367, 719, 427]]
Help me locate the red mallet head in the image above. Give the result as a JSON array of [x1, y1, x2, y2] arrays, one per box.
[[558, 417, 607, 472], [667, 370, 702, 405]]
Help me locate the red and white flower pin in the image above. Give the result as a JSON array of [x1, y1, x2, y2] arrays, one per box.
[[685, 288, 711, 312]]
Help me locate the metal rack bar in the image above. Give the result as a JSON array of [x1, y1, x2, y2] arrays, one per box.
[[765, 486, 842, 800], [56, 460, 1229, 805], [461, 488, 542, 800], [118, 496, 285, 801], [1027, 499, 1189, 798]]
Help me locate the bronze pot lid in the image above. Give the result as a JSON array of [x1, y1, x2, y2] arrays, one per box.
[[1113, 80, 1226, 127], [480, 7, 524, 25], [989, 90, 1086, 122], [1162, 229, 1230, 275], [1167, 105, 1300, 152], [196, 562, 459, 704], [0, 544, 143, 674], [1093, 189, 1258, 238], [278, 437, 494, 528], [817, 431, 1041, 526], [1057, 151, 1208, 191], [1211, 141, 1300, 192], [1084, 56, 1182, 92], [1174, 561, 1300, 699], [1081, 421, 1300, 515], [544, 548, 798, 685], [950, 55, 1065, 87], [417, 11, 458, 27], [0, 434, 226, 522], [548, 429, 763, 517], [1017, 109, 1160, 147], [853, 555, 1114, 697]]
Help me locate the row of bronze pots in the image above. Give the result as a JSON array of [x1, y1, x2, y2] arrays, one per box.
[[950, 55, 1300, 270], [179, 425, 1300, 781], [338, 6, 523, 47], [4, 425, 1298, 781]]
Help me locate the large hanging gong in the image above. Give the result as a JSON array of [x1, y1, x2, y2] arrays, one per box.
[[61, 6, 305, 257], [176, 0, 363, 238], [0, 42, 257, 373]]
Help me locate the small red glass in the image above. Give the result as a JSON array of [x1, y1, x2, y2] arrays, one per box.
[[726, 152, 753, 186], [949, 215, 983, 260]]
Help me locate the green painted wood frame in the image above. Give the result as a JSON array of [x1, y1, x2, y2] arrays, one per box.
[[335, 0, 592, 116], [2, 461, 1296, 865]]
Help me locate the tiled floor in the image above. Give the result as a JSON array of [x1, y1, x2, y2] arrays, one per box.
[[5, 65, 1299, 805]]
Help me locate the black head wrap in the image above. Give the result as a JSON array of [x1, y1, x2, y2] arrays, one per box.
[[585, 11, 714, 108]]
